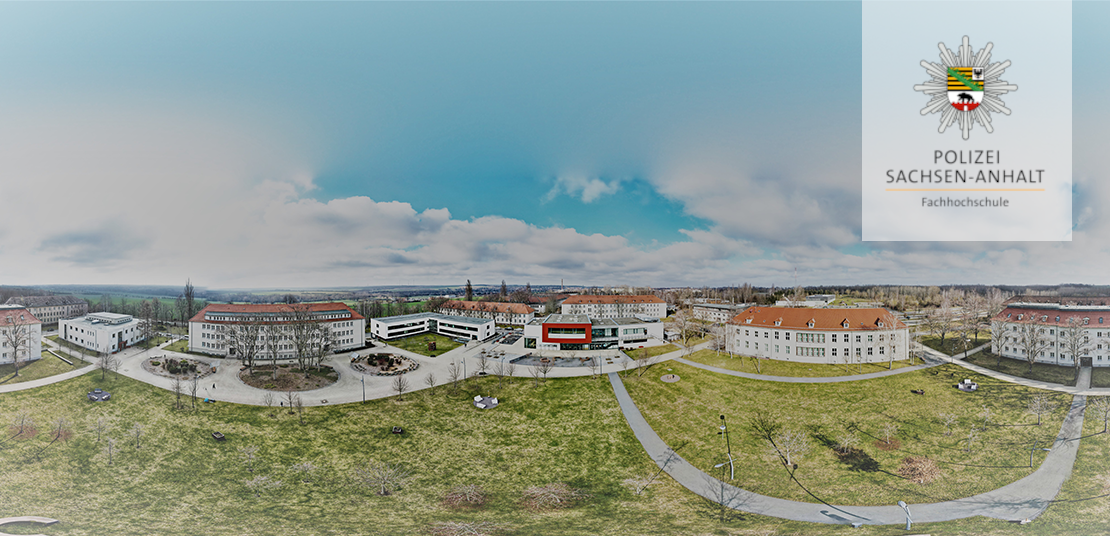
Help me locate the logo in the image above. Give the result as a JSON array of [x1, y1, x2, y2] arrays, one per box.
[[913, 36, 1018, 140]]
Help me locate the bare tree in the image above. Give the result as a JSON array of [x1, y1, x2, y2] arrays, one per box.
[[244, 475, 282, 497], [477, 352, 489, 374], [294, 394, 305, 424], [171, 376, 184, 410], [925, 292, 959, 350], [1089, 397, 1110, 433], [288, 305, 319, 371], [446, 361, 461, 394], [94, 417, 107, 442], [352, 461, 413, 496], [262, 392, 275, 415], [529, 364, 542, 387], [1018, 315, 1050, 373], [139, 300, 156, 349], [190, 374, 200, 410], [263, 323, 285, 376], [284, 390, 297, 414], [538, 359, 553, 384], [834, 430, 859, 453], [979, 405, 993, 429], [392, 374, 409, 401], [964, 427, 979, 453], [880, 423, 899, 446], [131, 423, 144, 450], [1061, 317, 1091, 375], [310, 323, 336, 370], [105, 436, 116, 465], [239, 445, 260, 472], [492, 360, 505, 390], [291, 461, 318, 484], [424, 372, 437, 394], [98, 351, 120, 381], [1026, 394, 1057, 426], [221, 320, 263, 372], [991, 320, 1007, 365], [939, 413, 958, 436], [183, 279, 197, 320], [767, 429, 810, 469], [506, 361, 516, 385]]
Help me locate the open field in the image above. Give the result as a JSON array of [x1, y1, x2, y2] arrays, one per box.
[[0, 351, 88, 385], [627, 344, 679, 359], [965, 351, 1078, 386], [384, 333, 463, 357], [920, 332, 990, 356], [624, 361, 1068, 506], [681, 349, 915, 377]]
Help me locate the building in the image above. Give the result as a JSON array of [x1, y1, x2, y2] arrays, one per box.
[[692, 303, 750, 323], [370, 312, 495, 341], [523, 314, 665, 351], [0, 305, 43, 365], [774, 294, 838, 308], [729, 306, 908, 364], [560, 295, 666, 319], [436, 300, 535, 326], [188, 303, 366, 358], [4, 295, 88, 325], [60, 312, 145, 354], [991, 301, 1110, 367]]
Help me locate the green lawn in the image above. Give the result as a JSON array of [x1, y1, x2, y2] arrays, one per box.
[[383, 333, 464, 357], [0, 351, 89, 385], [920, 331, 991, 356], [48, 335, 96, 356], [965, 351, 1078, 386], [624, 361, 1068, 506], [627, 344, 679, 359], [682, 349, 915, 377], [163, 339, 190, 353]]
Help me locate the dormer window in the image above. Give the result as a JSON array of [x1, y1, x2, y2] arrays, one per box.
[[774, 320, 782, 327], [807, 320, 815, 328], [842, 321, 850, 329]]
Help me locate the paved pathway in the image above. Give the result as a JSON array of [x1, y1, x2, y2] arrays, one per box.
[[924, 344, 1110, 396], [0, 342, 96, 394], [609, 371, 1088, 525]]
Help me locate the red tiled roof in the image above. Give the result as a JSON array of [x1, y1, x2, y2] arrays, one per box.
[[0, 308, 42, 326], [563, 295, 665, 305], [728, 306, 905, 331], [189, 303, 364, 324], [993, 306, 1110, 327], [440, 300, 535, 315]]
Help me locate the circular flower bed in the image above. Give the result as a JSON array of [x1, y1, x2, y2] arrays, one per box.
[[144, 357, 214, 379], [239, 365, 339, 391], [351, 354, 418, 376]]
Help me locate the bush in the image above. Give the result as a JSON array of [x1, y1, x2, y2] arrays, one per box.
[[521, 483, 589, 511], [429, 521, 501, 536], [897, 456, 941, 484], [442, 484, 487, 509], [151, 361, 161, 367]]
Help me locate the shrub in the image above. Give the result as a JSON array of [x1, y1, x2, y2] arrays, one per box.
[[429, 521, 501, 536], [442, 484, 488, 509], [898, 456, 942, 484], [151, 361, 161, 367], [521, 483, 589, 511]]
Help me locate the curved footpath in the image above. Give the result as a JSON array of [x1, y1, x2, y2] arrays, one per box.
[[610, 370, 1088, 525]]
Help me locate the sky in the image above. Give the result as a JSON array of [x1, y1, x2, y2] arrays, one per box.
[[0, 1, 1106, 290]]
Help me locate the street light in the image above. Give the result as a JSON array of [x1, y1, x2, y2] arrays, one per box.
[[718, 414, 734, 480], [897, 500, 911, 530], [361, 375, 365, 403]]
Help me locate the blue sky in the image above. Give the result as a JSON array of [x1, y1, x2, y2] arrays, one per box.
[[0, 2, 1105, 289]]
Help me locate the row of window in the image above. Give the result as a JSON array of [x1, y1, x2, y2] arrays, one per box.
[[743, 329, 894, 344]]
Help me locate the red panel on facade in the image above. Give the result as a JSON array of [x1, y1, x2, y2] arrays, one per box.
[[541, 323, 592, 344]]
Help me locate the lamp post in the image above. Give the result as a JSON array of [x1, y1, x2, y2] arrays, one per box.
[[718, 414, 734, 480], [361, 375, 365, 403], [898, 500, 912, 530]]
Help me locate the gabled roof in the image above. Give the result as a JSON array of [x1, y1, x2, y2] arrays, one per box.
[[189, 303, 365, 323], [563, 295, 665, 305], [0, 308, 42, 326], [4, 295, 87, 307], [728, 306, 905, 331], [993, 306, 1110, 328], [439, 300, 535, 315]]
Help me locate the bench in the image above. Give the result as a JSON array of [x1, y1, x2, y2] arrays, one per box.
[[212, 432, 225, 441]]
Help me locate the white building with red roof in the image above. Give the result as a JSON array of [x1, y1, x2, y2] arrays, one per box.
[[188, 303, 365, 358], [992, 301, 1110, 367], [1, 305, 43, 365], [437, 300, 535, 326], [728, 306, 908, 364], [560, 295, 666, 319]]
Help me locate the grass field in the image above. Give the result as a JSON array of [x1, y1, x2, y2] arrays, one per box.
[[624, 361, 1068, 506], [626, 344, 679, 359], [163, 339, 190, 353], [1092, 368, 1110, 388], [965, 351, 1078, 386], [681, 349, 915, 377], [0, 351, 89, 385], [920, 332, 991, 356], [384, 333, 463, 357]]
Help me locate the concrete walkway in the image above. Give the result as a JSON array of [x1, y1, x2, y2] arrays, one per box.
[[609, 371, 1088, 525], [924, 344, 1110, 396], [0, 341, 97, 394]]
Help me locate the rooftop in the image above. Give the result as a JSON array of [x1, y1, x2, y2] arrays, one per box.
[[439, 300, 535, 315], [374, 312, 493, 327], [190, 302, 365, 323], [4, 295, 87, 307], [729, 306, 906, 331], [562, 294, 665, 305]]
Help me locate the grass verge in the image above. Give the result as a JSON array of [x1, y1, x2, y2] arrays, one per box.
[[384, 333, 464, 357], [0, 351, 89, 385], [920, 332, 991, 356], [682, 348, 915, 377], [965, 351, 1078, 386]]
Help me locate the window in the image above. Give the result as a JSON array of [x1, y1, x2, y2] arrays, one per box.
[[867, 335, 873, 343], [832, 348, 837, 356], [867, 347, 873, 356], [832, 334, 838, 343], [855, 335, 861, 343], [775, 331, 779, 340], [785, 332, 790, 340]]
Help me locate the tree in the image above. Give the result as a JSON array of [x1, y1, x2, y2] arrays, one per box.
[[131, 423, 144, 450], [1089, 397, 1110, 433], [538, 359, 553, 384], [99, 351, 120, 381], [880, 423, 899, 446], [244, 475, 282, 497], [392, 374, 409, 401], [190, 374, 200, 410], [294, 394, 305, 424], [939, 413, 958, 436], [1026, 394, 1057, 426], [1, 311, 32, 377], [262, 392, 275, 416], [499, 280, 508, 302], [1061, 317, 1091, 375], [105, 436, 116, 465], [964, 427, 979, 453], [505, 361, 516, 385], [477, 352, 489, 374], [94, 417, 107, 442], [352, 461, 412, 496], [288, 305, 319, 371], [834, 430, 859, 453], [492, 360, 506, 390], [239, 444, 259, 472], [139, 300, 155, 348], [465, 280, 473, 302], [183, 279, 197, 321], [768, 429, 810, 469], [310, 323, 336, 370], [925, 293, 959, 350], [174, 295, 186, 324], [446, 361, 461, 394], [529, 364, 542, 387], [424, 372, 437, 394], [222, 320, 263, 372], [171, 376, 184, 409], [263, 323, 285, 376], [1018, 315, 1049, 373], [152, 297, 163, 324], [991, 321, 1007, 365], [284, 390, 297, 414], [587, 357, 598, 379]]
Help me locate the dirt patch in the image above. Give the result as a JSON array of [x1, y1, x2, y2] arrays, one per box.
[[143, 357, 215, 379], [898, 455, 942, 484], [239, 365, 338, 391], [874, 439, 902, 451]]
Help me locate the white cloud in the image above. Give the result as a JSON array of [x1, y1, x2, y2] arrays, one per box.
[[543, 175, 624, 203]]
